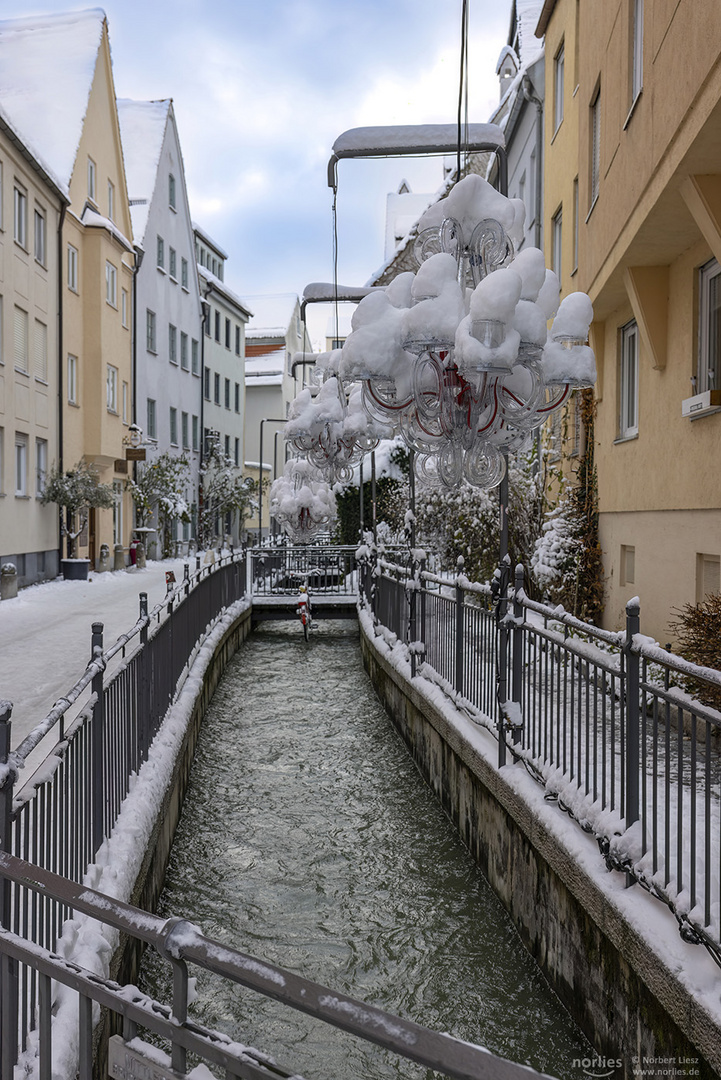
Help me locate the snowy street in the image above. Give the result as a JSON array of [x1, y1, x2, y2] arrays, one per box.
[[0, 558, 190, 754]]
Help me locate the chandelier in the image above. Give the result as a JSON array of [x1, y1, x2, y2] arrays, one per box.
[[269, 457, 336, 542]]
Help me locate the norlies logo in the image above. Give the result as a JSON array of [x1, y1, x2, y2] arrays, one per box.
[[573, 1056, 623, 1078]]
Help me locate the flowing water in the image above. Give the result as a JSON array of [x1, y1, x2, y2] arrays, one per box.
[[139, 620, 593, 1079]]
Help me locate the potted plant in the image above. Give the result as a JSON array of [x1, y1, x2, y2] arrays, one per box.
[[41, 461, 116, 580]]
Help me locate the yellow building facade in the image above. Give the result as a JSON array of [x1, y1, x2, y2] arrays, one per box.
[[537, 0, 721, 642]]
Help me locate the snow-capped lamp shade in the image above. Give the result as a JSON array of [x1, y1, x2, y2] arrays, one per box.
[[269, 458, 336, 543], [540, 292, 597, 389]]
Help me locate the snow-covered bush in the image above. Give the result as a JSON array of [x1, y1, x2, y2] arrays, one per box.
[[42, 461, 116, 558], [531, 486, 583, 611], [126, 451, 192, 558], [668, 595, 721, 710]]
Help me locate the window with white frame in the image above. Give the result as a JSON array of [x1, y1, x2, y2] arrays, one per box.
[[181, 257, 188, 289], [34, 208, 46, 265], [696, 553, 720, 605], [157, 235, 165, 270], [169, 247, 177, 280], [68, 244, 78, 291], [34, 319, 47, 382], [147, 398, 157, 440], [107, 179, 115, 222], [14, 306, 28, 372], [107, 364, 118, 412], [552, 207, 562, 283], [147, 309, 157, 353], [631, 0, 644, 105], [14, 185, 27, 248], [180, 331, 189, 370], [67, 354, 78, 404], [182, 411, 189, 448], [590, 86, 601, 207], [169, 406, 178, 446], [192, 338, 199, 375], [192, 414, 199, 451], [15, 433, 28, 495], [554, 42, 565, 133], [169, 173, 176, 210], [620, 544, 635, 586], [35, 438, 47, 496], [169, 323, 178, 364], [88, 157, 96, 201], [121, 288, 128, 328], [619, 319, 639, 438], [106, 261, 117, 307], [698, 257, 721, 394]]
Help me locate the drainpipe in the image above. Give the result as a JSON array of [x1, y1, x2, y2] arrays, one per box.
[[199, 294, 211, 543], [131, 245, 144, 426], [57, 201, 67, 563], [522, 74, 544, 251]]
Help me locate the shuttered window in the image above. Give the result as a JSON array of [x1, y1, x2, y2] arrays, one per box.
[[34, 320, 47, 381], [14, 306, 28, 371]]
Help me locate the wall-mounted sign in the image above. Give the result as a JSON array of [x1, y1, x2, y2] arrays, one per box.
[[126, 448, 146, 461], [114, 459, 128, 474]]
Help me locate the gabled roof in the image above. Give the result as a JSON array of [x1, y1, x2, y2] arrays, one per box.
[[241, 293, 299, 339], [0, 8, 105, 193], [512, 0, 545, 68], [117, 98, 170, 244]]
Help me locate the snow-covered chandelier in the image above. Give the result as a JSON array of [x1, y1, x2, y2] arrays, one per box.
[[269, 457, 336, 542], [336, 173, 596, 490]]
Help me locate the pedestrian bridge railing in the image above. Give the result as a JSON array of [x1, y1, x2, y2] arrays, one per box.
[[247, 544, 358, 597], [361, 549, 721, 969]]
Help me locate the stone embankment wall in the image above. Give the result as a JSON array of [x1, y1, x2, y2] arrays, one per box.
[[359, 619, 721, 1080]]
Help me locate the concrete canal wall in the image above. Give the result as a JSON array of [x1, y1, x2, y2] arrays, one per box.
[[358, 618, 721, 1080]]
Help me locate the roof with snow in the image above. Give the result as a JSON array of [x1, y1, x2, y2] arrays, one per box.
[[510, 0, 545, 69], [0, 8, 105, 192], [117, 98, 170, 244], [192, 222, 228, 260], [199, 264, 252, 318], [242, 294, 299, 339]]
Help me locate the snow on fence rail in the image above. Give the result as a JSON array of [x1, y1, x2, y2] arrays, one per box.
[[361, 549, 721, 966], [0, 550, 247, 1068]]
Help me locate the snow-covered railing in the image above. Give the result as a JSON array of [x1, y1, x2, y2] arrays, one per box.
[[0, 549, 248, 1069], [362, 555, 721, 965]]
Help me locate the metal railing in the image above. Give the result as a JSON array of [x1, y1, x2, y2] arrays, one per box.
[[248, 544, 358, 597], [362, 551, 721, 965], [0, 550, 248, 1065]]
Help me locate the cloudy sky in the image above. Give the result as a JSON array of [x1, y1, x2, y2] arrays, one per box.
[[6, 0, 510, 343]]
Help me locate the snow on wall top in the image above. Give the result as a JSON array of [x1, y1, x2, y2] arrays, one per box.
[[117, 98, 170, 245], [242, 294, 299, 339], [0, 8, 105, 191]]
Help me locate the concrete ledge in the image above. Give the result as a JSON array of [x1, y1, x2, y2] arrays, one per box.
[[359, 618, 721, 1080]]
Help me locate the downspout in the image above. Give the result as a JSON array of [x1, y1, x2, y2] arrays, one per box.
[[131, 245, 144, 426], [57, 201, 67, 562], [199, 293, 211, 543], [522, 74, 544, 250]]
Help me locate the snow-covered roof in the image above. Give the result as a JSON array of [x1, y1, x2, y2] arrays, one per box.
[[81, 205, 133, 251], [192, 221, 228, 260], [244, 352, 284, 377], [512, 0, 545, 69], [199, 265, 252, 319], [0, 8, 105, 192], [117, 99, 170, 245], [242, 293, 299, 339]]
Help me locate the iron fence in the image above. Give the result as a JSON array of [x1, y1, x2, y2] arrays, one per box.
[[248, 544, 358, 597], [361, 551, 721, 965], [0, 550, 247, 1063]]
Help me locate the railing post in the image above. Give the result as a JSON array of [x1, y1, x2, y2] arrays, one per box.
[[183, 562, 190, 597], [455, 556, 465, 696], [91, 622, 105, 857], [0, 701, 18, 1080], [511, 564, 525, 745], [625, 597, 641, 830], [496, 557, 511, 768], [138, 594, 150, 759]]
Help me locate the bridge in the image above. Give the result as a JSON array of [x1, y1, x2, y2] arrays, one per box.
[[248, 544, 359, 623]]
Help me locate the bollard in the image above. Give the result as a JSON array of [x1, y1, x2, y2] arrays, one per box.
[[135, 542, 146, 569], [113, 543, 125, 571], [0, 564, 18, 602], [96, 543, 111, 573]]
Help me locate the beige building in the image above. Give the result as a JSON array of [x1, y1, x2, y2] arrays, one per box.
[[536, 0, 721, 642]]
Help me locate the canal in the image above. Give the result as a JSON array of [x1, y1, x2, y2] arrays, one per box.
[[140, 620, 593, 1079]]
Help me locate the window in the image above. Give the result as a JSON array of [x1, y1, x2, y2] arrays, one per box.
[[620, 545, 635, 587], [106, 261, 117, 307], [204, 368, 211, 400], [697, 258, 721, 393], [169, 323, 178, 365], [107, 364, 118, 412], [35, 438, 47, 496], [15, 433, 27, 495], [225, 318, 231, 349], [122, 381, 129, 423], [181, 257, 188, 289], [573, 177, 579, 274], [214, 310, 221, 342], [552, 208, 562, 283], [631, 0, 644, 104], [14, 306, 28, 372], [169, 406, 178, 446], [192, 415, 199, 451], [554, 42, 565, 133], [224, 434, 231, 458], [67, 244, 78, 291], [67, 354, 78, 404], [696, 553, 720, 605], [157, 235, 165, 270], [34, 208, 46, 265], [146, 309, 157, 353], [214, 372, 220, 404], [169, 173, 176, 210], [0, 162, 3, 230], [619, 319, 639, 438], [235, 325, 241, 355], [0, 427, 4, 494], [14, 186, 27, 248], [234, 437, 240, 467], [224, 377, 230, 409], [180, 331, 189, 370], [34, 319, 47, 382], [88, 157, 96, 201], [121, 288, 129, 328], [192, 338, 199, 375], [204, 307, 211, 336], [234, 382, 240, 412], [590, 86, 601, 207], [182, 411, 189, 448], [0, 296, 3, 364], [169, 247, 177, 280], [147, 398, 157, 440], [108, 179, 115, 222]]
